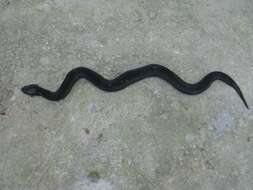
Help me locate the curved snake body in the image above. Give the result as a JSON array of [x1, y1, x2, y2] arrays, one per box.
[[21, 64, 248, 109]]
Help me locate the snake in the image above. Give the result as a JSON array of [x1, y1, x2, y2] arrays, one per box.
[[21, 64, 249, 109]]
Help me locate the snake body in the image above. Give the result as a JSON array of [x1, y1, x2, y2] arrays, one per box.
[[21, 64, 248, 109]]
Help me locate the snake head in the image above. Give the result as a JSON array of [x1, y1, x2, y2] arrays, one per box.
[[21, 84, 41, 97]]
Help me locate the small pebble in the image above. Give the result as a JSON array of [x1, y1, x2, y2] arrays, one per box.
[[84, 128, 90, 135], [89, 104, 97, 113], [88, 171, 100, 183]]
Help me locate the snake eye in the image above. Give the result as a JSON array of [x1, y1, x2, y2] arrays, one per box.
[[21, 84, 40, 96]]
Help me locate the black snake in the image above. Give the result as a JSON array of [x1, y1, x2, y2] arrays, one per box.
[[21, 64, 249, 109]]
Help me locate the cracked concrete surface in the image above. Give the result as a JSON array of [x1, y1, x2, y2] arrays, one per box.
[[0, 0, 253, 189]]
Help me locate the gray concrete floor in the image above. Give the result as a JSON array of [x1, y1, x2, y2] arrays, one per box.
[[0, 0, 253, 189]]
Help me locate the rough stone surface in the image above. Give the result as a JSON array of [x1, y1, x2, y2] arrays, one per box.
[[0, 0, 253, 190]]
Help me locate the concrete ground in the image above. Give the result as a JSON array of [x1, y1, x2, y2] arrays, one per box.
[[0, 0, 253, 189]]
